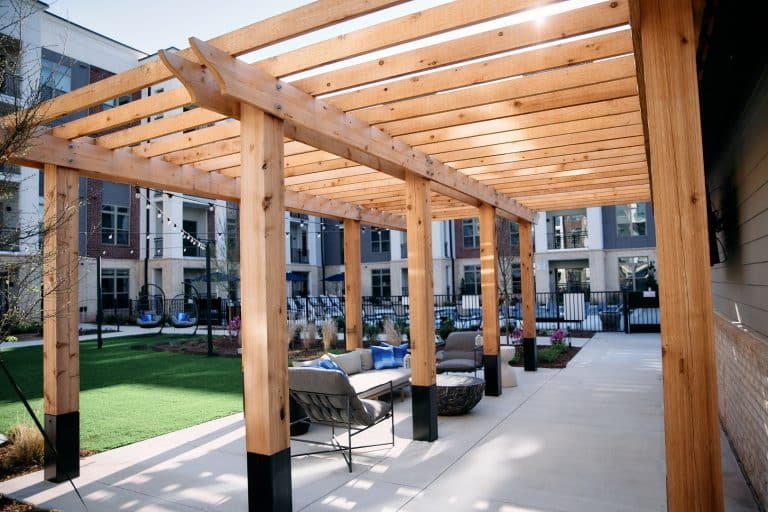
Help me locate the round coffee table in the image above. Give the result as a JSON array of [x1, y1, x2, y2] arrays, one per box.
[[436, 374, 485, 415]]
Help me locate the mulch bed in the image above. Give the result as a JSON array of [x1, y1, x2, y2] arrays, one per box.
[[508, 344, 582, 369], [149, 336, 242, 357], [0, 496, 53, 512]]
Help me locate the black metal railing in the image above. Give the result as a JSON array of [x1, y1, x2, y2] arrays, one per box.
[[290, 247, 309, 264], [547, 232, 588, 250], [0, 73, 21, 97], [282, 290, 660, 334]]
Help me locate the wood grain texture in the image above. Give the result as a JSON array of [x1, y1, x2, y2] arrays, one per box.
[[239, 105, 289, 455], [42, 164, 80, 415], [406, 174, 436, 387], [479, 204, 500, 356], [344, 220, 362, 350], [633, 0, 723, 509]]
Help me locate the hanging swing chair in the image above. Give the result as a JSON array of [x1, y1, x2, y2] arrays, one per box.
[[135, 283, 166, 333], [168, 284, 200, 334]]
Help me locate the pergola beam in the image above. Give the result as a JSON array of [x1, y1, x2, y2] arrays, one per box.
[[160, 39, 534, 221], [15, 133, 406, 230]]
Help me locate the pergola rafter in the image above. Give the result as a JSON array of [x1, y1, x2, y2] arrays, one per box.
[[2, 0, 724, 509]]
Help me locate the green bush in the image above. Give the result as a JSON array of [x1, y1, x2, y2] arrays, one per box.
[[538, 343, 568, 363], [437, 318, 455, 341]]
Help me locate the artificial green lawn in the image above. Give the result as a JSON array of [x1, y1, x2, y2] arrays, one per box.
[[0, 334, 244, 452]]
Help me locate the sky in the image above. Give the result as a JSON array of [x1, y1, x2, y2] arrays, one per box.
[[45, 0, 451, 56]]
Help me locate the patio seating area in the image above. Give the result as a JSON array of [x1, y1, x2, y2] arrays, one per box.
[[0, 333, 757, 511]]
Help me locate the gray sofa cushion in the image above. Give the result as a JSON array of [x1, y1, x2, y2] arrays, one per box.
[[288, 367, 391, 426], [329, 351, 363, 375], [348, 367, 411, 398], [356, 348, 374, 371]]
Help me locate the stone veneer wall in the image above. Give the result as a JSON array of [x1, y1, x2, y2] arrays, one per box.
[[715, 312, 768, 507]]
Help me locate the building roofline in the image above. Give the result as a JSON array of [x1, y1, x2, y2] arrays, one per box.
[[43, 10, 148, 56]]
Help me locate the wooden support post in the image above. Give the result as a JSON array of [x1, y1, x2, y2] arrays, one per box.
[[405, 173, 437, 442], [518, 219, 537, 371], [42, 164, 80, 482], [632, 0, 723, 509], [479, 204, 501, 396], [239, 104, 291, 511], [343, 219, 362, 350]]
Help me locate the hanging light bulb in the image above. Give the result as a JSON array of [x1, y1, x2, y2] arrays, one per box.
[[156, 211, 162, 219], [145, 203, 151, 210], [146, 234, 150, 240], [134, 187, 141, 199], [167, 218, 172, 225], [208, 203, 214, 212], [108, 233, 113, 240]]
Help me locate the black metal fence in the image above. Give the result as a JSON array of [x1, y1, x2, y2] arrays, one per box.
[[284, 290, 660, 334]]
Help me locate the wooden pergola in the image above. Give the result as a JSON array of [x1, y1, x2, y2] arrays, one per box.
[[6, 0, 721, 510]]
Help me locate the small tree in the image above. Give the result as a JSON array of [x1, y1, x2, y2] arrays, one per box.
[[496, 217, 519, 344]]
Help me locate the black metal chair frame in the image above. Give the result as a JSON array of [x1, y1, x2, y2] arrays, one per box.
[[135, 283, 166, 334], [168, 284, 200, 334], [289, 381, 396, 472]]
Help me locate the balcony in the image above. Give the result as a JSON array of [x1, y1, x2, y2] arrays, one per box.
[[0, 227, 20, 252], [0, 73, 21, 97], [547, 231, 588, 250], [290, 247, 308, 264]]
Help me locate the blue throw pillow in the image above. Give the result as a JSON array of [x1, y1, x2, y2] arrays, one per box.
[[371, 345, 396, 370], [316, 358, 347, 375], [392, 343, 409, 367], [176, 312, 189, 322], [140, 313, 153, 322]]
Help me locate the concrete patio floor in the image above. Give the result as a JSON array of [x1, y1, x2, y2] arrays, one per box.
[[0, 333, 758, 511]]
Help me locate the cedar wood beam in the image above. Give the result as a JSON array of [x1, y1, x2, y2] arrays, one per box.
[[13, 133, 406, 230], [160, 40, 535, 222]]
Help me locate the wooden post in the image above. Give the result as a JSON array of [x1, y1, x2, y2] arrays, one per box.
[[632, 0, 723, 509], [405, 173, 437, 442], [42, 164, 80, 482], [239, 103, 291, 511], [479, 204, 501, 396], [518, 219, 537, 371], [343, 219, 362, 350]]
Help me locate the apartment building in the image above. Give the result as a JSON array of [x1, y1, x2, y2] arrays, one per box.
[[533, 202, 657, 293]]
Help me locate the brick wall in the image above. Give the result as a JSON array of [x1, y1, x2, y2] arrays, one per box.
[[715, 312, 768, 507]]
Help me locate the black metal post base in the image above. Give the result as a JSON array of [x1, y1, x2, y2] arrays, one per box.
[[411, 384, 438, 442], [483, 354, 502, 396], [44, 412, 80, 482], [523, 337, 538, 371], [247, 448, 292, 511]]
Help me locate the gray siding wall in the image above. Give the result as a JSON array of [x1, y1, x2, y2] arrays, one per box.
[[361, 228, 390, 263], [601, 202, 657, 249], [709, 72, 768, 338]]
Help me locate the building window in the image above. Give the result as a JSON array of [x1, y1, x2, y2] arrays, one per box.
[[102, 94, 131, 110], [39, 58, 71, 100], [183, 220, 200, 256], [401, 268, 408, 296], [617, 203, 647, 237], [371, 229, 390, 253], [101, 269, 129, 309], [462, 265, 481, 295], [101, 204, 129, 245], [290, 219, 308, 263], [618, 256, 649, 291], [371, 268, 391, 297], [462, 218, 479, 248]]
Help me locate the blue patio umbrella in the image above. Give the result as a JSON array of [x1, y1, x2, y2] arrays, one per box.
[[324, 272, 344, 282], [286, 272, 307, 282]]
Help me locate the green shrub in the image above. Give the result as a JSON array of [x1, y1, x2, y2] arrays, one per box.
[[437, 318, 455, 341], [538, 343, 568, 363]]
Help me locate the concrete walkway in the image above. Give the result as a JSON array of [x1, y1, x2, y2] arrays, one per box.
[[0, 333, 758, 511]]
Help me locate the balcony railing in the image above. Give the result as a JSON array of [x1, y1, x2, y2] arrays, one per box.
[[0, 73, 21, 97], [0, 227, 20, 252], [290, 247, 309, 264], [547, 232, 588, 250]]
